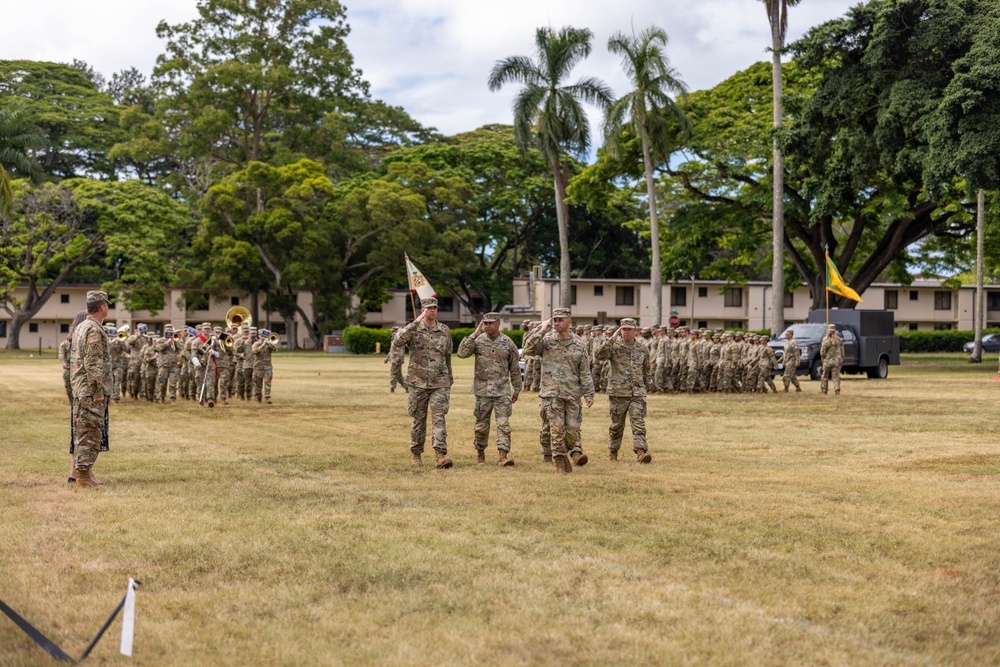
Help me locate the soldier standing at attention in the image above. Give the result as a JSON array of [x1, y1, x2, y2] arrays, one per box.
[[70, 291, 112, 489], [394, 297, 454, 469], [820, 324, 845, 395], [251, 327, 278, 405], [457, 312, 522, 466], [594, 318, 652, 463], [522, 308, 594, 475], [781, 329, 802, 392], [58, 334, 73, 404]]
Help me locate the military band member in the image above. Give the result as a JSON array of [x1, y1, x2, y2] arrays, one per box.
[[457, 312, 522, 466], [194, 323, 221, 407], [70, 291, 112, 489], [251, 327, 277, 404], [125, 324, 147, 399], [241, 326, 257, 399], [140, 333, 158, 401], [108, 326, 128, 402], [522, 308, 594, 474], [394, 298, 453, 468], [595, 318, 652, 463], [154, 325, 182, 403], [215, 326, 234, 404]]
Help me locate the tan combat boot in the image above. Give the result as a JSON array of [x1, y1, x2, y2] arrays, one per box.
[[498, 450, 514, 467], [609, 450, 618, 462], [477, 450, 486, 464], [542, 454, 553, 464], [552, 455, 570, 474], [74, 469, 100, 489], [411, 452, 422, 467], [636, 450, 652, 464], [571, 452, 588, 467], [435, 452, 453, 469], [835, 389, 840, 395]]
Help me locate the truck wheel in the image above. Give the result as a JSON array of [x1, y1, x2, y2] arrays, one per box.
[[810, 359, 822, 381], [866, 356, 889, 379]]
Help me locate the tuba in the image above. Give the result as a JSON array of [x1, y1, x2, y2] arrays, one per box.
[[226, 306, 252, 330]]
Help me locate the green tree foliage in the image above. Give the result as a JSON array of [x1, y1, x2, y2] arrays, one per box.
[[0, 60, 124, 180], [0, 104, 46, 218]]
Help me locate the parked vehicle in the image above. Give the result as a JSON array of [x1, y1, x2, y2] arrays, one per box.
[[769, 309, 900, 380], [962, 333, 1000, 353]]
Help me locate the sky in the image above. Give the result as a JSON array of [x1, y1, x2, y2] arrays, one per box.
[[0, 0, 859, 138]]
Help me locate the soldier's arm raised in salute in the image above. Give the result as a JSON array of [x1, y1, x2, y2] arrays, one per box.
[[456, 318, 484, 359]]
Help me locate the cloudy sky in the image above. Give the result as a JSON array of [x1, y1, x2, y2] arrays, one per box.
[[0, 0, 858, 137]]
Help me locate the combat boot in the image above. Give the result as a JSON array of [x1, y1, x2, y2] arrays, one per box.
[[609, 450, 618, 462], [74, 469, 99, 489], [435, 452, 453, 469], [571, 452, 588, 467], [783, 386, 789, 393], [552, 455, 570, 474], [636, 450, 652, 464], [835, 389, 840, 395], [477, 449, 486, 464], [498, 450, 514, 467], [411, 452, 422, 467], [795, 387, 802, 393], [542, 454, 553, 464], [207, 399, 215, 408]]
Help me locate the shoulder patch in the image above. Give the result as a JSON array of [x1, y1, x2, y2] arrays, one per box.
[[88, 335, 100, 344]]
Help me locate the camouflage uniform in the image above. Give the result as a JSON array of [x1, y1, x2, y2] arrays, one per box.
[[59, 338, 73, 403], [125, 330, 146, 398], [395, 312, 453, 456], [759, 338, 778, 393], [594, 322, 651, 457], [251, 333, 277, 402], [195, 327, 222, 404], [216, 330, 235, 402], [387, 327, 407, 392], [154, 330, 182, 402], [240, 328, 256, 399], [456, 317, 522, 457], [109, 335, 127, 401], [522, 313, 594, 461], [820, 328, 845, 394], [782, 335, 802, 391], [141, 341, 158, 401], [70, 307, 112, 472]]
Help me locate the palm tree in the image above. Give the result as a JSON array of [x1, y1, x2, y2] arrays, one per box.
[[604, 26, 690, 327], [970, 188, 986, 363], [489, 26, 613, 308], [0, 104, 45, 218], [763, 0, 800, 335]]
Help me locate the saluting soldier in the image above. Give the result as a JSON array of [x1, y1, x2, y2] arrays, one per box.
[[522, 308, 594, 474], [394, 297, 454, 468], [595, 318, 652, 463], [457, 312, 522, 466], [385, 326, 405, 393], [70, 291, 113, 489], [781, 329, 802, 392]]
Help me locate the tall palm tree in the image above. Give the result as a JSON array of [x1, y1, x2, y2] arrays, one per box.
[[0, 104, 45, 218], [763, 0, 800, 335], [970, 188, 986, 363], [489, 26, 613, 308], [604, 26, 690, 327]]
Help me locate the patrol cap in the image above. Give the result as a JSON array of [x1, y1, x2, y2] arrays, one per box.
[[641, 327, 651, 334], [86, 290, 109, 307], [164, 324, 174, 333], [785, 329, 794, 336], [620, 318, 638, 329], [213, 326, 222, 334], [249, 326, 258, 333], [421, 297, 438, 308], [604, 325, 615, 332], [552, 307, 571, 318], [827, 324, 837, 332], [482, 312, 500, 323]]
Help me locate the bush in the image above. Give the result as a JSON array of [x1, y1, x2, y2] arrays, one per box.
[[898, 328, 1000, 353], [343, 327, 393, 354]]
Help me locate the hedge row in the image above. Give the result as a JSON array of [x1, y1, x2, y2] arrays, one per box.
[[343, 326, 526, 354], [898, 328, 1000, 353]]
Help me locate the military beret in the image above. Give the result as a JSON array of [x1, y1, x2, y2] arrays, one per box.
[[620, 318, 638, 329], [421, 297, 438, 308], [482, 312, 500, 323], [86, 290, 109, 306], [552, 307, 571, 318]]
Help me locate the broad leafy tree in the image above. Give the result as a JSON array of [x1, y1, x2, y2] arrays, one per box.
[[488, 26, 613, 308]]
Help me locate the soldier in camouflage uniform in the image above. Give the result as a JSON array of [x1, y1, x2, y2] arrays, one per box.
[[719, 331, 736, 392], [384, 326, 404, 393], [529, 322, 542, 392], [520, 321, 534, 391], [394, 297, 454, 468], [154, 325, 182, 403], [759, 336, 779, 393], [251, 327, 277, 404], [241, 326, 257, 399], [743, 335, 761, 392], [58, 335, 73, 404], [178, 327, 194, 400], [522, 308, 595, 475], [125, 325, 147, 399], [70, 291, 112, 489], [194, 323, 221, 406], [457, 312, 522, 466], [108, 326, 128, 402], [594, 318, 652, 463], [215, 326, 235, 404], [820, 324, 845, 395], [781, 329, 802, 392], [141, 335, 158, 401]]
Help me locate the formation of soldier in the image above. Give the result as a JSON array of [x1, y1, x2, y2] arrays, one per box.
[[98, 321, 278, 407]]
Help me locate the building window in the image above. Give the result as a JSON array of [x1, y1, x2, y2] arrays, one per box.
[[933, 323, 953, 331], [988, 293, 1000, 311], [570, 286, 577, 306], [0, 321, 6, 337], [108, 301, 115, 310], [438, 296, 454, 312], [909, 291, 918, 301], [698, 287, 708, 298], [29, 323, 38, 333], [934, 291, 952, 310], [187, 293, 210, 311], [615, 286, 635, 306], [783, 292, 794, 308], [60, 294, 70, 304], [724, 320, 743, 329], [594, 285, 603, 296], [671, 287, 686, 307], [60, 323, 70, 333], [884, 290, 898, 310], [698, 321, 708, 329], [231, 296, 240, 306], [724, 287, 743, 308], [908, 323, 918, 331]]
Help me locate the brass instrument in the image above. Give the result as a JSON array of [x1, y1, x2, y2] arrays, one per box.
[[221, 333, 235, 351], [117, 330, 128, 340], [226, 306, 252, 330], [173, 330, 182, 340], [269, 333, 279, 344], [260, 328, 279, 345]]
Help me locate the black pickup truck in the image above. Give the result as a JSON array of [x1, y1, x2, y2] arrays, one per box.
[[769, 309, 900, 380]]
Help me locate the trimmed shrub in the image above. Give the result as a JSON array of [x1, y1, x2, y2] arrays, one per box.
[[898, 328, 1000, 353], [343, 327, 393, 354]]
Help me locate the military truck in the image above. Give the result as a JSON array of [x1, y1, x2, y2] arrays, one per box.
[[769, 309, 900, 380]]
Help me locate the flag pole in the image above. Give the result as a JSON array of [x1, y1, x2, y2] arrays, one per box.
[[824, 246, 829, 327], [404, 253, 418, 322]]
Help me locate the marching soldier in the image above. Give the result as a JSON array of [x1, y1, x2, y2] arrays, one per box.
[[154, 325, 182, 403], [759, 335, 779, 393], [108, 326, 128, 402], [216, 326, 235, 404], [456, 312, 522, 466], [251, 327, 278, 405], [781, 329, 802, 392], [70, 291, 112, 489], [393, 297, 454, 468], [242, 326, 257, 399], [522, 308, 594, 474], [820, 324, 845, 395], [141, 332, 158, 401], [195, 323, 222, 407], [125, 324, 147, 399], [594, 318, 652, 463]]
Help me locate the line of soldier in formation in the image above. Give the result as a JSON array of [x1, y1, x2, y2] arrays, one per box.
[[520, 321, 805, 395], [60, 320, 278, 408]]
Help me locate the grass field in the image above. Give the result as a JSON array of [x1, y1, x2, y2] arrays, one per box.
[[1, 352, 999, 666]]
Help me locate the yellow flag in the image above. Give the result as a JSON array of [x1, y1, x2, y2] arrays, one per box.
[[825, 253, 863, 302]]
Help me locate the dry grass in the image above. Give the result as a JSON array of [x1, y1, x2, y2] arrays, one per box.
[[1, 352, 999, 666]]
